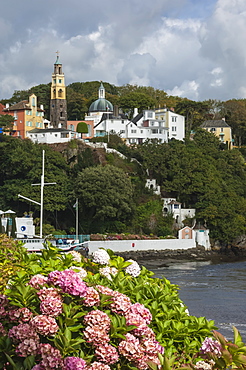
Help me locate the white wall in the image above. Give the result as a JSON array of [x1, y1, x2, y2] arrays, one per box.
[[88, 238, 195, 254]]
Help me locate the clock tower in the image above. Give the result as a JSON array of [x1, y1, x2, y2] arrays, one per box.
[[50, 53, 67, 127]]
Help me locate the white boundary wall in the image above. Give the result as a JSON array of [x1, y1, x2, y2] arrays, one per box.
[[88, 239, 195, 254]]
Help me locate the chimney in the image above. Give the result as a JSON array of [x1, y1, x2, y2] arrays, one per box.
[[113, 105, 119, 117], [40, 104, 44, 110], [6, 103, 9, 109], [133, 108, 138, 117], [222, 117, 225, 121]]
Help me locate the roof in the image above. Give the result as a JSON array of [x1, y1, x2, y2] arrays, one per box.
[[168, 200, 181, 205], [55, 55, 61, 65], [89, 98, 113, 112], [201, 120, 230, 128], [131, 112, 143, 124], [3, 101, 44, 112], [27, 128, 72, 134]]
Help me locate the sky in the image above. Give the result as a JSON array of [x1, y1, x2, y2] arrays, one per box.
[[0, 0, 246, 102]]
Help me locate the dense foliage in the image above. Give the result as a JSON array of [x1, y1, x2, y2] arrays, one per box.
[[0, 239, 246, 370], [1, 131, 246, 242]]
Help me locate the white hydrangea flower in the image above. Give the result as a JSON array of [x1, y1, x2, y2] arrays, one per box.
[[92, 249, 110, 265], [194, 360, 215, 370], [125, 259, 141, 277], [67, 251, 82, 262], [99, 266, 118, 280], [70, 266, 87, 279]]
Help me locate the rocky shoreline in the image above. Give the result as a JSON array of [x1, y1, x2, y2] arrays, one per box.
[[115, 245, 246, 269]]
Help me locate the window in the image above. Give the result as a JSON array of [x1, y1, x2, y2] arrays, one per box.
[[172, 116, 177, 122], [59, 79, 62, 83], [172, 126, 177, 131], [32, 97, 35, 107], [152, 129, 158, 133], [131, 130, 137, 133], [122, 120, 124, 124], [174, 204, 179, 209], [221, 127, 224, 132], [147, 112, 153, 118], [53, 79, 56, 83], [58, 89, 63, 97]]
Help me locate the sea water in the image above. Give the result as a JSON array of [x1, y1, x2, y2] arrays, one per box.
[[148, 260, 246, 341]]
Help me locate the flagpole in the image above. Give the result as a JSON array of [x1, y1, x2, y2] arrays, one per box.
[[76, 198, 79, 241]]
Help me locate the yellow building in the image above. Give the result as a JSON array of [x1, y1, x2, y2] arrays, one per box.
[[200, 119, 233, 149], [3, 94, 44, 138]]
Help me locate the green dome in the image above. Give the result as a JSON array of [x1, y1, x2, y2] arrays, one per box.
[[89, 98, 113, 112]]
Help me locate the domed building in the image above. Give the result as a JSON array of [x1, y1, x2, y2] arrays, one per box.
[[89, 82, 113, 113], [85, 83, 114, 127]]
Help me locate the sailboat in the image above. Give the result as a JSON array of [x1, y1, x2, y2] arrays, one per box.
[[15, 150, 85, 253]]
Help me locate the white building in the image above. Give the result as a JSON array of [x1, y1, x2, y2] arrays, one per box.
[[145, 179, 161, 195], [26, 128, 80, 144], [155, 108, 185, 141], [162, 198, 196, 227]]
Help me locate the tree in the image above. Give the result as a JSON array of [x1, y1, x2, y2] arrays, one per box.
[[76, 121, 88, 139], [66, 87, 88, 120], [224, 99, 246, 146], [0, 114, 14, 132], [119, 92, 156, 117], [74, 165, 134, 233]]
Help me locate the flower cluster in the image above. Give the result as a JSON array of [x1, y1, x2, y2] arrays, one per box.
[[92, 249, 110, 265], [48, 269, 87, 297], [125, 259, 141, 277], [0, 249, 165, 370], [99, 266, 118, 280], [67, 250, 82, 262], [200, 337, 223, 358]]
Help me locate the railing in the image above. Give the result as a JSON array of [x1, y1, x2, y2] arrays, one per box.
[[54, 235, 90, 243]]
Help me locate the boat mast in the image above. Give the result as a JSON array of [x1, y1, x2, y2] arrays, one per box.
[[31, 150, 56, 238], [75, 198, 79, 241]]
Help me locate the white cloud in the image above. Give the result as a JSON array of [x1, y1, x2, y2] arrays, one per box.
[[0, 0, 246, 102]]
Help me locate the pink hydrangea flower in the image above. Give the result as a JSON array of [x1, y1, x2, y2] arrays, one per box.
[[28, 274, 48, 289], [129, 302, 152, 324], [9, 323, 39, 343], [125, 312, 146, 327], [118, 333, 144, 362], [84, 325, 110, 346], [47, 270, 62, 286], [133, 324, 156, 338], [8, 307, 33, 323], [83, 287, 100, 307], [84, 310, 111, 330], [40, 297, 63, 317], [200, 337, 222, 357], [48, 269, 87, 297], [31, 315, 59, 336], [95, 343, 119, 364], [109, 291, 132, 315], [0, 322, 6, 336], [39, 343, 63, 369], [89, 362, 111, 370], [96, 285, 115, 296], [16, 338, 40, 357], [0, 294, 9, 317], [64, 356, 87, 369], [37, 287, 62, 301]]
